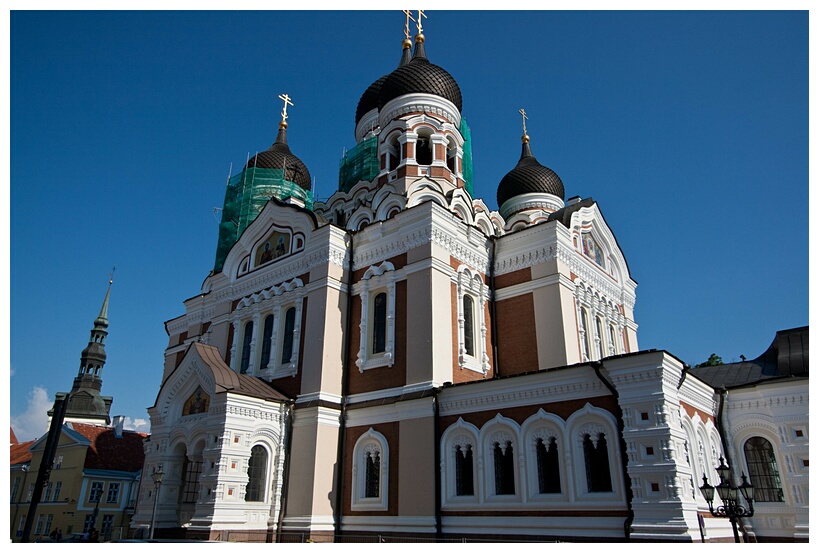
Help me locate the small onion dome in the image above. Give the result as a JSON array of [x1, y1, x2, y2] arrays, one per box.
[[497, 135, 565, 208], [378, 34, 462, 112], [245, 122, 312, 191], [355, 38, 414, 127]]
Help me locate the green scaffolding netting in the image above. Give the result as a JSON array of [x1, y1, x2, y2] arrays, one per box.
[[213, 167, 313, 273], [337, 118, 475, 196], [338, 134, 379, 193], [460, 116, 474, 197]]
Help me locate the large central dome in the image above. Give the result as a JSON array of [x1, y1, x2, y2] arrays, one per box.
[[378, 35, 462, 112]]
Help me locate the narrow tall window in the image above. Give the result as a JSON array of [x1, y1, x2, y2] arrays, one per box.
[[43, 514, 53, 536], [83, 514, 94, 532], [609, 325, 618, 354], [101, 515, 114, 540], [281, 307, 296, 364], [260, 315, 274, 369], [246, 445, 267, 502], [365, 450, 381, 498], [463, 295, 475, 356], [11, 477, 19, 502], [536, 437, 561, 493], [106, 482, 120, 503], [52, 481, 62, 502], [493, 441, 516, 495], [416, 137, 432, 165], [239, 321, 253, 374], [34, 514, 44, 535], [372, 292, 387, 354], [89, 481, 104, 503], [583, 433, 613, 492], [455, 445, 474, 496], [744, 437, 784, 502], [596, 317, 605, 359], [581, 309, 592, 359], [181, 457, 202, 504]]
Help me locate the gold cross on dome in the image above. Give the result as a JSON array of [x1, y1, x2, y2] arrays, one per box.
[[403, 10, 415, 40], [416, 9, 427, 34], [519, 108, 528, 135], [279, 93, 294, 122]]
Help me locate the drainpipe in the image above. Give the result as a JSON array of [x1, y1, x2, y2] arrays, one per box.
[[275, 400, 294, 543], [591, 361, 634, 541], [433, 387, 442, 538], [488, 235, 500, 379], [333, 232, 354, 541]]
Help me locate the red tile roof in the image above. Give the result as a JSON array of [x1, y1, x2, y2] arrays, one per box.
[[68, 423, 148, 473], [11, 439, 34, 465]]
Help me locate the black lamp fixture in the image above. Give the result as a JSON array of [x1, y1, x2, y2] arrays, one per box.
[[699, 456, 755, 543], [149, 465, 165, 540]]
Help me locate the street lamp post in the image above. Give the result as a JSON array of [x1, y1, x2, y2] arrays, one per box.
[[148, 466, 164, 540], [699, 456, 755, 543]]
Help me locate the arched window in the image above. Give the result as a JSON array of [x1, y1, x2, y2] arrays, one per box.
[[372, 292, 387, 354], [463, 295, 475, 357], [596, 317, 605, 359], [416, 132, 433, 165], [246, 445, 267, 502], [580, 309, 592, 360], [455, 444, 474, 496], [609, 324, 618, 355], [493, 441, 515, 495], [744, 437, 784, 502], [364, 450, 380, 498], [583, 432, 612, 492], [260, 315, 274, 369], [536, 437, 561, 493], [281, 307, 296, 364], [351, 429, 389, 511], [239, 321, 253, 374]]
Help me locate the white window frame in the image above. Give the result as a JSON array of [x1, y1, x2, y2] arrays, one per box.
[[355, 262, 397, 372], [440, 418, 480, 507], [521, 411, 568, 502], [351, 428, 389, 511], [34, 514, 44, 535], [480, 415, 522, 504], [455, 265, 490, 374], [229, 279, 305, 380], [52, 481, 62, 502], [89, 480, 104, 503], [106, 482, 120, 504]]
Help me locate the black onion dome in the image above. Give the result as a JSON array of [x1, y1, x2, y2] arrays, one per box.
[[356, 74, 388, 124], [378, 37, 462, 112], [355, 41, 413, 126], [497, 139, 565, 208], [245, 125, 312, 190]]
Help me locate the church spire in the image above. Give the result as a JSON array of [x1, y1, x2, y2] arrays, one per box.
[[54, 273, 115, 426]]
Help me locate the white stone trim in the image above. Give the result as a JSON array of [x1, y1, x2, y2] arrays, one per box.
[[351, 428, 389, 512], [355, 262, 397, 371]]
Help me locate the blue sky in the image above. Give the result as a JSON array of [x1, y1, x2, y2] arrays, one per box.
[[7, 7, 810, 441]]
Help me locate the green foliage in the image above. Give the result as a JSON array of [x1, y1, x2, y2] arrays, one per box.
[[695, 353, 724, 368]]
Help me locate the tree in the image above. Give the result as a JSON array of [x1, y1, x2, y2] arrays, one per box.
[[695, 353, 724, 368]]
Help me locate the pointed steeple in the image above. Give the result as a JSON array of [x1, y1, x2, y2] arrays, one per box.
[[53, 274, 115, 426]]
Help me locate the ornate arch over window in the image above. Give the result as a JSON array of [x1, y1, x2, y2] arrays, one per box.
[[356, 262, 397, 371], [441, 418, 479, 506], [456, 265, 490, 374], [351, 428, 389, 511]]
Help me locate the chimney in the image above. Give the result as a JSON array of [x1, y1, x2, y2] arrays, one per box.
[[112, 416, 125, 438]]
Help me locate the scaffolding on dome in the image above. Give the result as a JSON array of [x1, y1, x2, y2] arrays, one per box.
[[213, 167, 313, 273], [338, 134, 379, 193], [460, 116, 474, 197]]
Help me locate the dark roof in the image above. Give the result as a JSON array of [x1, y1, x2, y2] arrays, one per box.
[[689, 326, 809, 389], [11, 439, 34, 465], [245, 125, 311, 190], [68, 423, 148, 473], [192, 343, 291, 402], [497, 140, 565, 208], [378, 38, 462, 112], [356, 74, 388, 124], [547, 197, 596, 227]]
